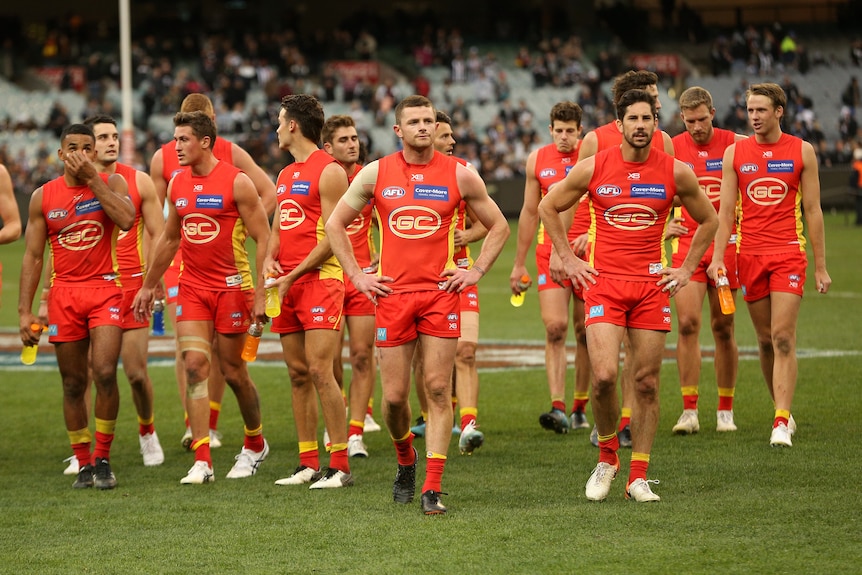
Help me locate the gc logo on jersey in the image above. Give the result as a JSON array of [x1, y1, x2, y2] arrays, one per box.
[[346, 213, 366, 235], [604, 204, 659, 230], [389, 206, 441, 239], [278, 199, 306, 230], [182, 214, 220, 244], [57, 220, 105, 251], [746, 177, 788, 206], [699, 176, 722, 201]]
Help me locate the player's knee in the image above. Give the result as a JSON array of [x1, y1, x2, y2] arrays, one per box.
[[773, 332, 795, 355], [350, 348, 373, 375], [633, 374, 659, 400], [91, 363, 118, 388], [591, 370, 617, 393], [287, 365, 309, 387], [545, 321, 568, 344], [678, 314, 701, 337], [455, 342, 477, 366], [711, 317, 734, 343]]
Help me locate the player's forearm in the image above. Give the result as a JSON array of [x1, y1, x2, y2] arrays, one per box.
[[142, 235, 179, 289], [683, 216, 718, 274], [284, 239, 334, 282], [328, 228, 363, 282], [805, 208, 828, 272], [17, 255, 42, 315], [88, 176, 135, 230], [471, 222, 510, 275], [513, 212, 537, 266], [537, 201, 573, 263]]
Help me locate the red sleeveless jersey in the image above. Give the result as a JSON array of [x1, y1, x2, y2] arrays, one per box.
[[114, 163, 145, 280], [274, 149, 342, 284], [41, 173, 121, 288], [160, 137, 233, 184], [374, 151, 463, 292], [534, 142, 580, 244], [732, 133, 806, 255], [171, 161, 254, 290], [586, 146, 677, 281], [671, 128, 738, 254]]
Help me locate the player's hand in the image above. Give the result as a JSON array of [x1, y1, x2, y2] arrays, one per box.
[[64, 151, 98, 183], [571, 233, 589, 258], [441, 267, 482, 293], [132, 286, 155, 323], [509, 264, 531, 295], [705, 260, 726, 283], [350, 272, 394, 302], [549, 249, 566, 285], [666, 217, 688, 239], [815, 269, 832, 294], [453, 228, 469, 249], [564, 256, 598, 291], [19, 314, 43, 347], [657, 267, 691, 296]]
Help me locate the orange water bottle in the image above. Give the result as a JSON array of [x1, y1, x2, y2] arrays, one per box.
[[510, 274, 531, 307], [241, 322, 264, 362], [21, 323, 46, 365], [716, 269, 736, 315]]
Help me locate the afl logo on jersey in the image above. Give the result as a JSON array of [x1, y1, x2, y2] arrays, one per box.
[[699, 176, 722, 201], [182, 214, 220, 244], [47, 209, 68, 220], [170, 169, 183, 179], [746, 177, 788, 206], [740, 163, 759, 174], [596, 185, 622, 197], [389, 206, 441, 239], [57, 220, 105, 251], [278, 199, 306, 230], [604, 204, 659, 230], [346, 212, 366, 235], [540, 168, 557, 178], [381, 187, 406, 199], [276, 184, 287, 196], [175, 198, 188, 208]]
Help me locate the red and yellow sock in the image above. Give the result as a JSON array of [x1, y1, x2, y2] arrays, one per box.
[[93, 418, 116, 460], [298, 441, 320, 470], [191, 436, 211, 464], [681, 386, 699, 410], [422, 452, 447, 493], [366, 399, 374, 417], [392, 430, 415, 466], [551, 398, 566, 413], [208, 401, 221, 431], [459, 407, 478, 430], [571, 392, 589, 414], [718, 387, 735, 411], [244, 424, 265, 452], [348, 419, 365, 438], [68, 427, 92, 467], [629, 452, 650, 485], [774, 409, 790, 428], [597, 432, 620, 467], [138, 414, 155, 436], [329, 444, 349, 473], [619, 408, 632, 431]]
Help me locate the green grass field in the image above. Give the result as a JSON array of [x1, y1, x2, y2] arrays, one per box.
[[1, 215, 861, 574]]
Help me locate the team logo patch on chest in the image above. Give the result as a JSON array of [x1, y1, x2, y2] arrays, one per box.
[[57, 220, 105, 251], [388, 206, 442, 239]]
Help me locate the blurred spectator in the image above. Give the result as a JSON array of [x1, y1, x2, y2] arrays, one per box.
[[842, 77, 860, 115]]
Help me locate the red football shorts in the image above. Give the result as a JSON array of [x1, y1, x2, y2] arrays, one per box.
[[459, 284, 480, 313], [176, 285, 254, 334], [375, 290, 460, 347], [120, 277, 149, 330], [343, 276, 375, 317], [48, 285, 123, 343], [737, 251, 807, 302], [271, 278, 344, 334], [584, 276, 672, 332]]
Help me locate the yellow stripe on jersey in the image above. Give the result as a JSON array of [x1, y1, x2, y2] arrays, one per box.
[[230, 218, 254, 290], [587, 198, 598, 268], [670, 206, 682, 255], [793, 188, 806, 252], [537, 220, 547, 245], [110, 227, 122, 288], [316, 216, 343, 281], [444, 209, 459, 272]]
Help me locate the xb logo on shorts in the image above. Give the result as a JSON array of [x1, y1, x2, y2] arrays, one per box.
[[604, 204, 659, 230], [278, 199, 306, 231], [698, 176, 722, 201], [746, 177, 788, 206], [182, 214, 220, 244], [57, 220, 105, 251], [389, 206, 441, 239]]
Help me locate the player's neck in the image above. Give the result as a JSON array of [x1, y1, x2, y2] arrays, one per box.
[[190, 152, 218, 176], [289, 139, 319, 163], [754, 128, 782, 145], [620, 144, 651, 163], [95, 161, 117, 175], [401, 145, 434, 165]]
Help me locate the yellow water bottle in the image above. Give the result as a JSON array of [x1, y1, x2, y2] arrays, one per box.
[[241, 322, 264, 362], [21, 323, 45, 365], [716, 269, 736, 315], [265, 275, 281, 318], [510, 274, 531, 307]]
